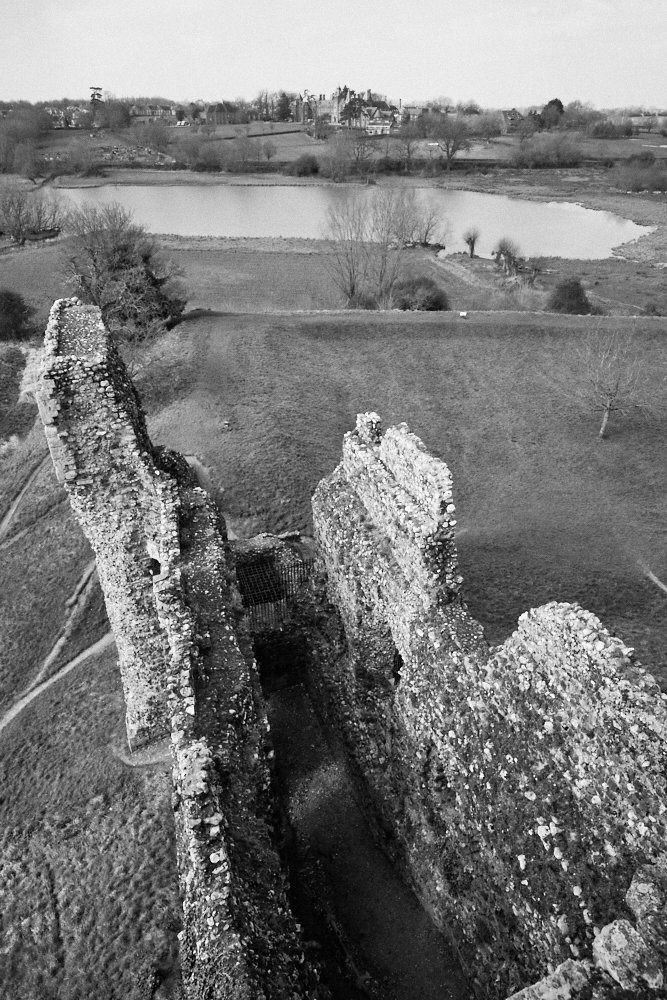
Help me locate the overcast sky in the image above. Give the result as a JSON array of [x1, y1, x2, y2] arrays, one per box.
[[3, 0, 665, 109]]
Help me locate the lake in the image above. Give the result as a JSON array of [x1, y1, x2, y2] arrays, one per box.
[[63, 183, 652, 259]]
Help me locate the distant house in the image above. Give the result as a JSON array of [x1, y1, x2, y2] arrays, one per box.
[[293, 86, 397, 130], [400, 104, 426, 123], [205, 102, 241, 125], [129, 105, 175, 125], [363, 99, 398, 133], [67, 106, 93, 128]]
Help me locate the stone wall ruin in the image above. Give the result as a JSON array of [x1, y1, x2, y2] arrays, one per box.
[[36, 300, 321, 1000], [312, 412, 667, 998]]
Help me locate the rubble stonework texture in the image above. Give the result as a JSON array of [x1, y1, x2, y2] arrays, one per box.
[[36, 300, 321, 1000], [312, 413, 667, 1000], [36, 299, 173, 749]]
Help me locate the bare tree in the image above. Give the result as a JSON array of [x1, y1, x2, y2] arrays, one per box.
[[323, 132, 352, 181], [0, 182, 68, 243], [473, 113, 503, 143], [230, 133, 253, 169], [367, 189, 422, 306], [431, 116, 471, 170], [412, 197, 449, 246], [463, 226, 480, 257], [262, 138, 277, 162], [322, 190, 370, 302], [396, 123, 421, 173], [323, 189, 445, 306], [573, 328, 663, 439], [494, 237, 522, 276], [63, 202, 185, 342], [349, 130, 375, 170]]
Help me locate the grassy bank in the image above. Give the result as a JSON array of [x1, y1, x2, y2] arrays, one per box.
[[0, 646, 182, 1000], [0, 424, 182, 998]]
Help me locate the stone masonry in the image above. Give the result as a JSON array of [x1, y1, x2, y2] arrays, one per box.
[[37, 300, 322, 1000], [312, 413, 667, 999], [37, 299, 173, 749]]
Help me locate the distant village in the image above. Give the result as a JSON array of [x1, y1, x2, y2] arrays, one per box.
[[30, 87, 522, 135], [0, 91, 609, 133], [2, 85, 665, 139]]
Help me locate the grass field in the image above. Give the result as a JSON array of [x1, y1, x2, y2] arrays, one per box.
[[0, 646, 182, 1000], [144, 310, 667, 681]]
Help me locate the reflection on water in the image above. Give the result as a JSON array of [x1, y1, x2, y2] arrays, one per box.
[[64, 183, 652, 259]]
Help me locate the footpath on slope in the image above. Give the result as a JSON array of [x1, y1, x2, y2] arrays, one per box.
[[0, 454, 50, 541], [0, 633, 115, 737], [266, 681, 469, 1000]]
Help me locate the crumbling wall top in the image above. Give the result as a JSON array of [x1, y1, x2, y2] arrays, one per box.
[[43, 298, 107, 360]]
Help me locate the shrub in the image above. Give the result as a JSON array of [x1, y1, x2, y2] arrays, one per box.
[[347, 291, 378, 310], [590, 120, 633, 139], [547, 278, 592, 314], [192, 146, 223, 172], [614, 159, 667, 192], [627, 151, 656, 167], [512, 133, 584, 168], [0, 289, 36, 341], [63, 203, 186, 343], [391, 276, 449, 311], [288, 153, 320, 177]]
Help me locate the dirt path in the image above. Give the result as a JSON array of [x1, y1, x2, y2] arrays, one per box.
[[0, 633, 115, 737], [0, 454, 49, 541], [267, 684, 469, 1000], [434, 254, 488, 288], [25, 559, 99, 692]]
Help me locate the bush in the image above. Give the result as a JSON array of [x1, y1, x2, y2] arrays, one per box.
[[347, 291, 378, 310], [0, 289, 36, 341], [512, 133, 584, 168], [391, 276, 450, 311], [627, 151, 656, 167], [287, 153, 320, 177], [547, 278, 592, 314], [63, 203, 186, 343], [590, 120, 633, 139], [614, 159, 667, 192]]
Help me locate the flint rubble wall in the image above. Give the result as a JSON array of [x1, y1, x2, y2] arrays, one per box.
[[312, 412, 667, 999], [36, 300, 320, 1000]]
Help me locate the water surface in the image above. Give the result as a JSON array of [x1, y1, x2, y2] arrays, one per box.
[[64, 183, 651, 258]]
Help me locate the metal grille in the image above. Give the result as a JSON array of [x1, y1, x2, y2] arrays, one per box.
[[236, 556, 314, 631]]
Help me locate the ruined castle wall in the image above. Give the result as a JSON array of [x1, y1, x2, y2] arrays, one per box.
[[312, 413, 667, 998], [37, 301, 320, 1000], [37, 300, 173, 748]]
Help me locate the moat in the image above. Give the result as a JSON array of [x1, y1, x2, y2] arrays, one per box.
[[62, 183, 651, 257]]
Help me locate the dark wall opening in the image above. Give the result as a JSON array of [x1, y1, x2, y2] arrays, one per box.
[[392, 648, 403, 686], [253, 632, 309, 693]]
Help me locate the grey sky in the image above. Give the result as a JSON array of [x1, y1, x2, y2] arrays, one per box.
[[2, 0, 665, 108]]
